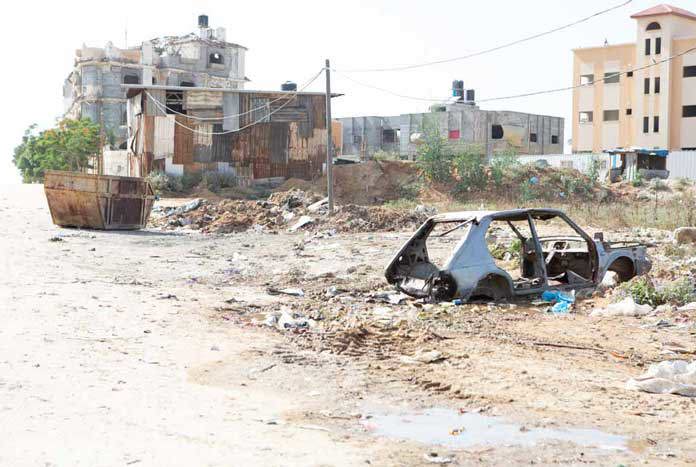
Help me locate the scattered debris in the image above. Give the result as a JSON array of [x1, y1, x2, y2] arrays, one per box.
[[306, 197, 329, 213], [289, 215, 314, 232], [678, 302, 696, 312], [400, 349, 446, 364], [601, 271, 619, 288], [423, 453, 454, 464], [263, 307, 315, 331], [157, 294, 179, 300], [627, 360, 696, 397], [267, 287, 305, 297], [541, 290, 575, 313], [590, 297, 652, 317]]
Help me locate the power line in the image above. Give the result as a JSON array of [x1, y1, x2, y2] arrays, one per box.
[[334, 71, 452, 103], [143, 70, 324, 121], [148, 69, 324, 135], [334, 0, 633, 73], [334, 46, 696, 105], [478, 45, 696, 103]]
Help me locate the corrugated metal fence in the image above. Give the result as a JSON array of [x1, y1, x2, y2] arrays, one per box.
[[515, 151, 696, 180], [666, 151, 696, 180]]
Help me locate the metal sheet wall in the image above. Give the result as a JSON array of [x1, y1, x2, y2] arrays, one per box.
[[132, 90, 327, 180], [193, 123, 213, 162], [153, 115, 175, 159], [173, 116, 194, 165], [667, 151, 696, 179], [222, 94, 240, 131]]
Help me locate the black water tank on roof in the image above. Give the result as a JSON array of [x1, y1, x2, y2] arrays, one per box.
[[281, 81, 297, 91], [198, 15, 209, 28], [452, 80, 464, 97]]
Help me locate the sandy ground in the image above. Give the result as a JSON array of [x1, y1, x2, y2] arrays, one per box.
[[2, 184, 696, 466]]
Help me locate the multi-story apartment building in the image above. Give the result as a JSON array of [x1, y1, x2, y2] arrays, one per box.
[[63, 15, 247, 148], [572, 4, 696, 153]]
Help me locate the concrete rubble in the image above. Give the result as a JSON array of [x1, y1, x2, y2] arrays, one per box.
[[150, 189, 437, 234]]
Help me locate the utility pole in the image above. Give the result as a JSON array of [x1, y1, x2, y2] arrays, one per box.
[[325, 59, 334, 214]]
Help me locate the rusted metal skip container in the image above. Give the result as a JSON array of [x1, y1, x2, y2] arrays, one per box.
[[44, 171, 155, 230]]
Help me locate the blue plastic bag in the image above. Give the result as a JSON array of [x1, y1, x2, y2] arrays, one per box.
[[541, 290, 575, 304]]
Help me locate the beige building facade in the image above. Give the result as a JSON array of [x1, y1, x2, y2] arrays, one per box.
[[572, 4, 696, 153]]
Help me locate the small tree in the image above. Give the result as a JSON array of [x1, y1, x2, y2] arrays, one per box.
[[586, 157, 602, 183], [489, 149, 519, 189], [453, 145, 488, 192], [416, 122, 453, 183], [12, 118, 100, 183]]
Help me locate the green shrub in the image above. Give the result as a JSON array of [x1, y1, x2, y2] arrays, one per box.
[[660, 278, 696, 306], [201, 171, 236, 193], [383, 198, 418, 210], [490, 151, 518, 189], [519, 180, 537, 202], [619, 276, 695, 307], [181, 172, 202, 190], [453, 145, 487, 193], [675, 177, 692, 192], [649, 178, 670, 192], [619, 276, 662, 307], [146, 171, 183, 193], [146, 171, 169, 193], [373, 150, 400, 161], [631, 172, 644, 187], [416, 124, 453, 183], [663, 243, 689, 258], [509, 238, 522, 256], [397, 180, 422, 200], [586, 158, 601, 183]]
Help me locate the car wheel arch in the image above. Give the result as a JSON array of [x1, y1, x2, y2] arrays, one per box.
[[469, 273, 514, 301], [605, 255, 636, 283]]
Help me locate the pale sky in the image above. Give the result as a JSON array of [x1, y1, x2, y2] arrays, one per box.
[[0, 0, 691, 184]]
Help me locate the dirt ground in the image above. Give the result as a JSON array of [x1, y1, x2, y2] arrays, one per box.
[[2, 184, 696, 466]]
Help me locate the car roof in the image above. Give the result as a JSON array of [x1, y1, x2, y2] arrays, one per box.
[[430, 208, 565, 223]]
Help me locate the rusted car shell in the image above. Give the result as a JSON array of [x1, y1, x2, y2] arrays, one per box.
[[385, 209, 651, 302], [44, 170, 155, 230]]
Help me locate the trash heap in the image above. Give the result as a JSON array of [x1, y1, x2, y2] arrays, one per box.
[[150, 189, 437, 234]]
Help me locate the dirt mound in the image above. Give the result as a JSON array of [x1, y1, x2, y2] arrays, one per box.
[[325, 204, 433, 233], [150, 188, 435, 234], [274, 178, 322, 194], [332, 160, 421, 205]]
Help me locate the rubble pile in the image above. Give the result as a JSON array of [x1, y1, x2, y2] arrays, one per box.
[[150, 189, 437, 234], [323, 204, 436, 233], [152, 199, 285, 233]]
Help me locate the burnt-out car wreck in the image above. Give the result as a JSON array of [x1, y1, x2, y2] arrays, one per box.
[[385, 209, 651, 302]]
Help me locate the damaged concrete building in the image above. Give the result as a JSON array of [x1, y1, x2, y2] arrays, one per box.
[[338, 98, 565, 159], [121, 85, 332, 183], [63, 15, 247, 149]]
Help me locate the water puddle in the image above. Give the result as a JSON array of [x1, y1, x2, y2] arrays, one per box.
[[361, 408, 627, 451]]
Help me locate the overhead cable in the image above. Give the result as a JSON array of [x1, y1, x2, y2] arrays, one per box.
[[333, 0, 633, 73], [144, 70, 324, 121], [478, 45, 696, 103], [334, 46, 696, 105], [149, 69, 324, 135], [334, 71, 453, 103]]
